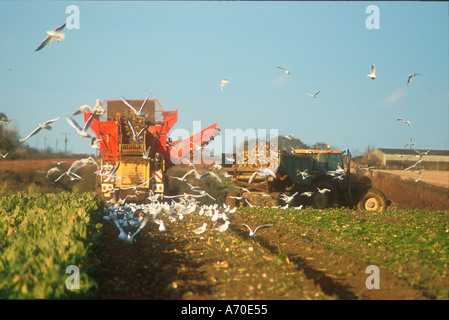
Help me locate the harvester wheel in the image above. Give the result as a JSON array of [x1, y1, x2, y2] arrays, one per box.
[[356, 188, 388, 212]]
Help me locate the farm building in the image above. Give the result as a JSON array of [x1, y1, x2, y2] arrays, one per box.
[[370, 148, 449, 171]]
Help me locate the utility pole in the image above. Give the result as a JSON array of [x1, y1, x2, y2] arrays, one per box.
[[62, 132, 71, 156]]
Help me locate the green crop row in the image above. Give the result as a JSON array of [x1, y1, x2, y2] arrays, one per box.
[[240, 207, 449, 299], [0, 191, 103, 299]]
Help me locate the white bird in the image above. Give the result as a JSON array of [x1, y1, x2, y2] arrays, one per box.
[[296, 169, 309, 179], [306, 91, 320, 99], [235, 186, 251, 193], [276, 66, 295, 81], [407, 73, 421, 86], [157, 219, 167, 232], [121, 91, 152, 118], [192, 222, 207, 235], [403, 120, 411, 127], [405, 142, 416, 148], [248, 167, 276, 184], [215, 220, 230, 232], [317, 187, 331, 194], [65, 111, 97, 138], [241, 224, 273, 237], [244, 199, 254, 207], [142, 146, 151, 160], [46, 167, 60, 178], [404, 158, 423, 171], [280, 192, 298, 204], [300, 191, 313, 197], [367, 64, 376, 80], [1, 152, 8, 158], [126, 217, 149, 244], [360, 166, 375, 171], [35, 23, 66, 52], [19, 117, 60, 142], [221, 79, 229, 91], [73, 99, 104, 116], [127, 119, 150, 143]]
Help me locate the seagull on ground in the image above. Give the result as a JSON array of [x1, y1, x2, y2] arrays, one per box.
[[192, 222, 208, 235], [241, 224, 273, 238], [306, 91, 320, 99], [276, 66, 295, 81], [367, 64, 376, 80], [121, 90, 152, 118], [215, 220, 230, 232], [19, 117, 60, 142], [221, 79, 229, 91], [35, 23, 66, 52], [407, 73, 421, 86], [66, 110, 97, 138]]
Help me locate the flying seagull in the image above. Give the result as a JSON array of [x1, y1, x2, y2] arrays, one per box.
[[306, 91, 320, 99], [1, 152, 9, 158], [241, 224, 273, 237], [276, 66, 295, 81], [407, 73, 421, 86], [73, 99, 104, 116], [221, 79, 229, 91], [121, 90, 152, 118], [35, 23, 66, 52], [65, 110, 97, 138], [367, 64, 376, 80], [127, 119, 150, 142], [19, 117, 60, 142]]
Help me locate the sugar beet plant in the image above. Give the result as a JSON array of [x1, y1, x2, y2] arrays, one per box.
[[0, 191, 103, 299]]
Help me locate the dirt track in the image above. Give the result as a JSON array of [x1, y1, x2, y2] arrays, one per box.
[[95, 208, 428, 300]]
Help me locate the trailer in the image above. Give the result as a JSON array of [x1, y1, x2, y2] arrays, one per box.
[[84, 98, 219, 203], [224, 143, 390, 212]]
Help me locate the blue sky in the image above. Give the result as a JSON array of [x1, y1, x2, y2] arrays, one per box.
[[0, 1, 448, 156]]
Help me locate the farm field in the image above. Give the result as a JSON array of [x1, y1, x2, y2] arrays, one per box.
[[1, 160, 448, 300], [96, 205, 449, 300]]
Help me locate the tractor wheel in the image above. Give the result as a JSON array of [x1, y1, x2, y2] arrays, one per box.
[[356, 188, 388, 212]]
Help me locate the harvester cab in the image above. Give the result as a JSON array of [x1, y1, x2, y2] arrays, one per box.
[[84, 98, 219, 203]]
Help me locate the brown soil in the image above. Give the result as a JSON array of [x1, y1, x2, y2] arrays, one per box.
[[373, 169, 449, 189], [95, 208, 428, 300]]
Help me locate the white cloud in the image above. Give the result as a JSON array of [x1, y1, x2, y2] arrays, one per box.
[[381, 88, 407, 106]]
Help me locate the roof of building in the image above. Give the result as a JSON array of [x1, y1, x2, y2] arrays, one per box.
[[374, 148, 449, 156]]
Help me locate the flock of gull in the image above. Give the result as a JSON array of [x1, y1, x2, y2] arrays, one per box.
[[101, 190, 273, 245]]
